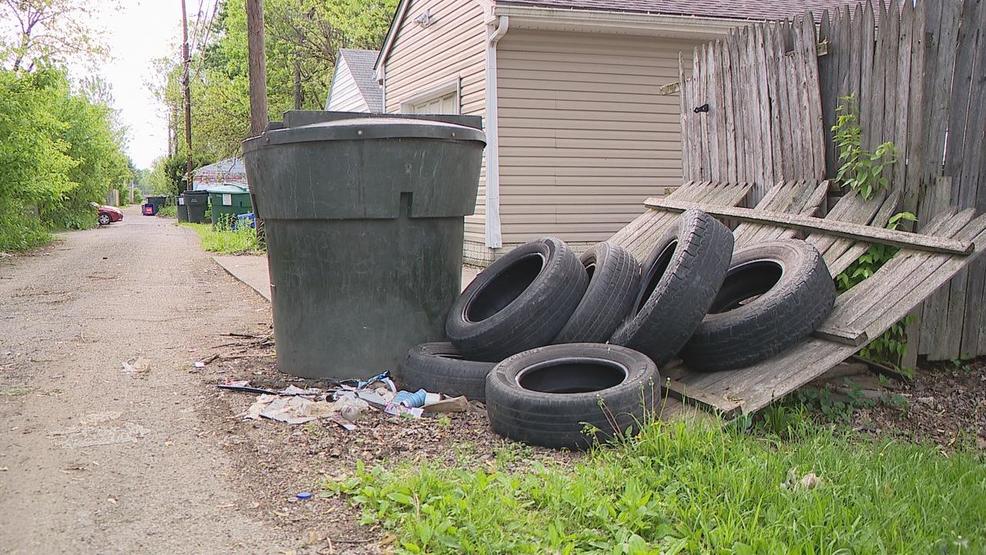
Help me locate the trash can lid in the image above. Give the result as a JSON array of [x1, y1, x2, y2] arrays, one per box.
[[243, 117, 486, 151], [205, 184, 250, 194]]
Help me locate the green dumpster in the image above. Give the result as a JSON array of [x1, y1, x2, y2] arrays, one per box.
[[242, 111, 485, 379], [206, 184, 253, 228], [183, 190, 210, 223]]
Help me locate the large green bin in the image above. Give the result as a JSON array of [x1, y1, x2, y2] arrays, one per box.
[[177, 193, 189, 222], [207, 184, 253, 227], [183, 190, 210, 223], [242, 111, 485, 379]]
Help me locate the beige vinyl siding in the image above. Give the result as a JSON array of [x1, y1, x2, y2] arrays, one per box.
[[326, 58, 370, 112], [496, 30, 701, 246], [383, 0, 488, 259]]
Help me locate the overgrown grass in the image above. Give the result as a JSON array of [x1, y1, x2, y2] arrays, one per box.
[[327, 421, 985, 554], [0, 209, 51, 252], [181, 222, 262, 255], [156, 204, 177, 218]]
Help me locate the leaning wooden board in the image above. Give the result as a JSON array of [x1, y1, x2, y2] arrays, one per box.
[[663, 210, 986, 417]]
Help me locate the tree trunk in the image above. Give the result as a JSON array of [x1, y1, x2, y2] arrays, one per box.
[[246, 0, 269, 136]]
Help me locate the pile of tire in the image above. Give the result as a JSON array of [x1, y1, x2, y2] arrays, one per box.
[[398, 209, 836, 449]]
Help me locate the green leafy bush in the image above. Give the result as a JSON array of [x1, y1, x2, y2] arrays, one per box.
[[832, 96, 896, 200], [0, 67, 130, 250]]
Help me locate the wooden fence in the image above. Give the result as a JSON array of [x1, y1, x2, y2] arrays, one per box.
[[679, 16, 826, 203], [817, 0, 986, 361], [678, 0, 986, 360]]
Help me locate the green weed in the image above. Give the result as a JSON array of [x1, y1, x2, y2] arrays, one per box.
[[181, 222, 263, 255], [156, 204, 177, 218], [326, 421, 985, 554]]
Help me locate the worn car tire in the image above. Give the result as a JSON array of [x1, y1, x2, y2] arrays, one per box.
[[446, 237, 588, 361], [485, 343, 660, 450], [98, 214, 111, 226], [553, 242, 641, 344], [397, 342, 495, 401], [681, 239, 836, 372], [610, 209, 734, 366]]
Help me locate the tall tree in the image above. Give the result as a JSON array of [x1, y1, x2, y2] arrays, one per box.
[[0, 0, 111, 71]]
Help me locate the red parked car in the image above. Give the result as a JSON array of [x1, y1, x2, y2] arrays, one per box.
[[92, 202, 124, 225]]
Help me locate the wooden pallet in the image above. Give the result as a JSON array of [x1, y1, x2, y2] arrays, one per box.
[[610, 183, 986, 417]]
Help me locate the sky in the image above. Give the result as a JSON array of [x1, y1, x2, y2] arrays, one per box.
[[90, 0, 216, 170]]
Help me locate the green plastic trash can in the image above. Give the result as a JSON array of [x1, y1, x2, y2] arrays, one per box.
[[242, 111, 485, 379], [177, 193, 189, 222], [183, 190, 210, 223], [207, 184, 253, 228], [146, 195, 167, 212]]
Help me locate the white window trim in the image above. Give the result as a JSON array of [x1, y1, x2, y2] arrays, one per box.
[[399, 77, 461, 114]]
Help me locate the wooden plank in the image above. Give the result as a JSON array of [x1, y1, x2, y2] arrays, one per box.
[[765, 24, 785, 183], [848, 3, 864, 106], [922, 0, 964, 360], [861, 216, 986, 339], [954, 0, 986, 357], [881, 1, 900, 162], [818, 9, 838, 175], [828, 210, 973, 326], [859, 1, 877, 150], [705, 43, 721, 181], [823, 192, 900, 277], [775, 30, 796, 180], [867, 0, 887, 152], [729, 30, 748, 185], [893, 0, 914, 195], [753, 25, 773, 199], [678, 53, 691, 181], [644, 198, 975, 255], [797, 15, 826, 179], [720, 40, 738, 184], [902, 0, 927, 217]]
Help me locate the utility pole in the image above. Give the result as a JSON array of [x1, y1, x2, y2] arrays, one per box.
[[180, 0, 193, 190], [246, 0, 268, 135], [245, 0, 268, 245]]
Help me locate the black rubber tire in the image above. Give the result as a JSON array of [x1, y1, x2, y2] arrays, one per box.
[[446, 237, 588, 361], [553, 242, 641, 344], [397, 342, 495, 401], [681, 239, 836, 372], [610, 209, 734, 366], [485, 343, 661, 450]]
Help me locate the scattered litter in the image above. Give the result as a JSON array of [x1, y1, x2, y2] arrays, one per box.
[[296, 491, 313, 500], [244, 395, 337, 425], [0, 466, 8, 471], [393, 389, 427, 408], [782, 469, 822, 492], [121, 357, 150, 376], [193, 361, 206, 369]]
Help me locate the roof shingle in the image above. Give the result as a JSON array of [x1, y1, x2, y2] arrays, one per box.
[[338, 49, 384, 113]]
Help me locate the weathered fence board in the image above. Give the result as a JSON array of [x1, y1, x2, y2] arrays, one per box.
[[678, 18, 825, 204]]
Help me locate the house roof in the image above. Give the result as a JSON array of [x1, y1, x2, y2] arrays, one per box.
[[338, 49, 384, 112], [376, 0, 857, 71], [192, 157, 248, 190], [494, 0, 854, 22]]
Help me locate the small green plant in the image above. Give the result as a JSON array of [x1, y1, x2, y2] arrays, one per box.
[[836, 212, 917, 369], [832, 95, 897, 200], [435, 414, 452, 428], [156, 204, 177, 218]]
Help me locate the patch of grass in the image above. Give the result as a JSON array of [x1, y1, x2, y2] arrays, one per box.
[[181, 222, 263, 255], [156, 204, 176, 218], [326, 421, 985, 554]]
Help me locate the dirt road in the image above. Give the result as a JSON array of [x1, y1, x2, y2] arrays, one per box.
[[0, 208, 287, 553]]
